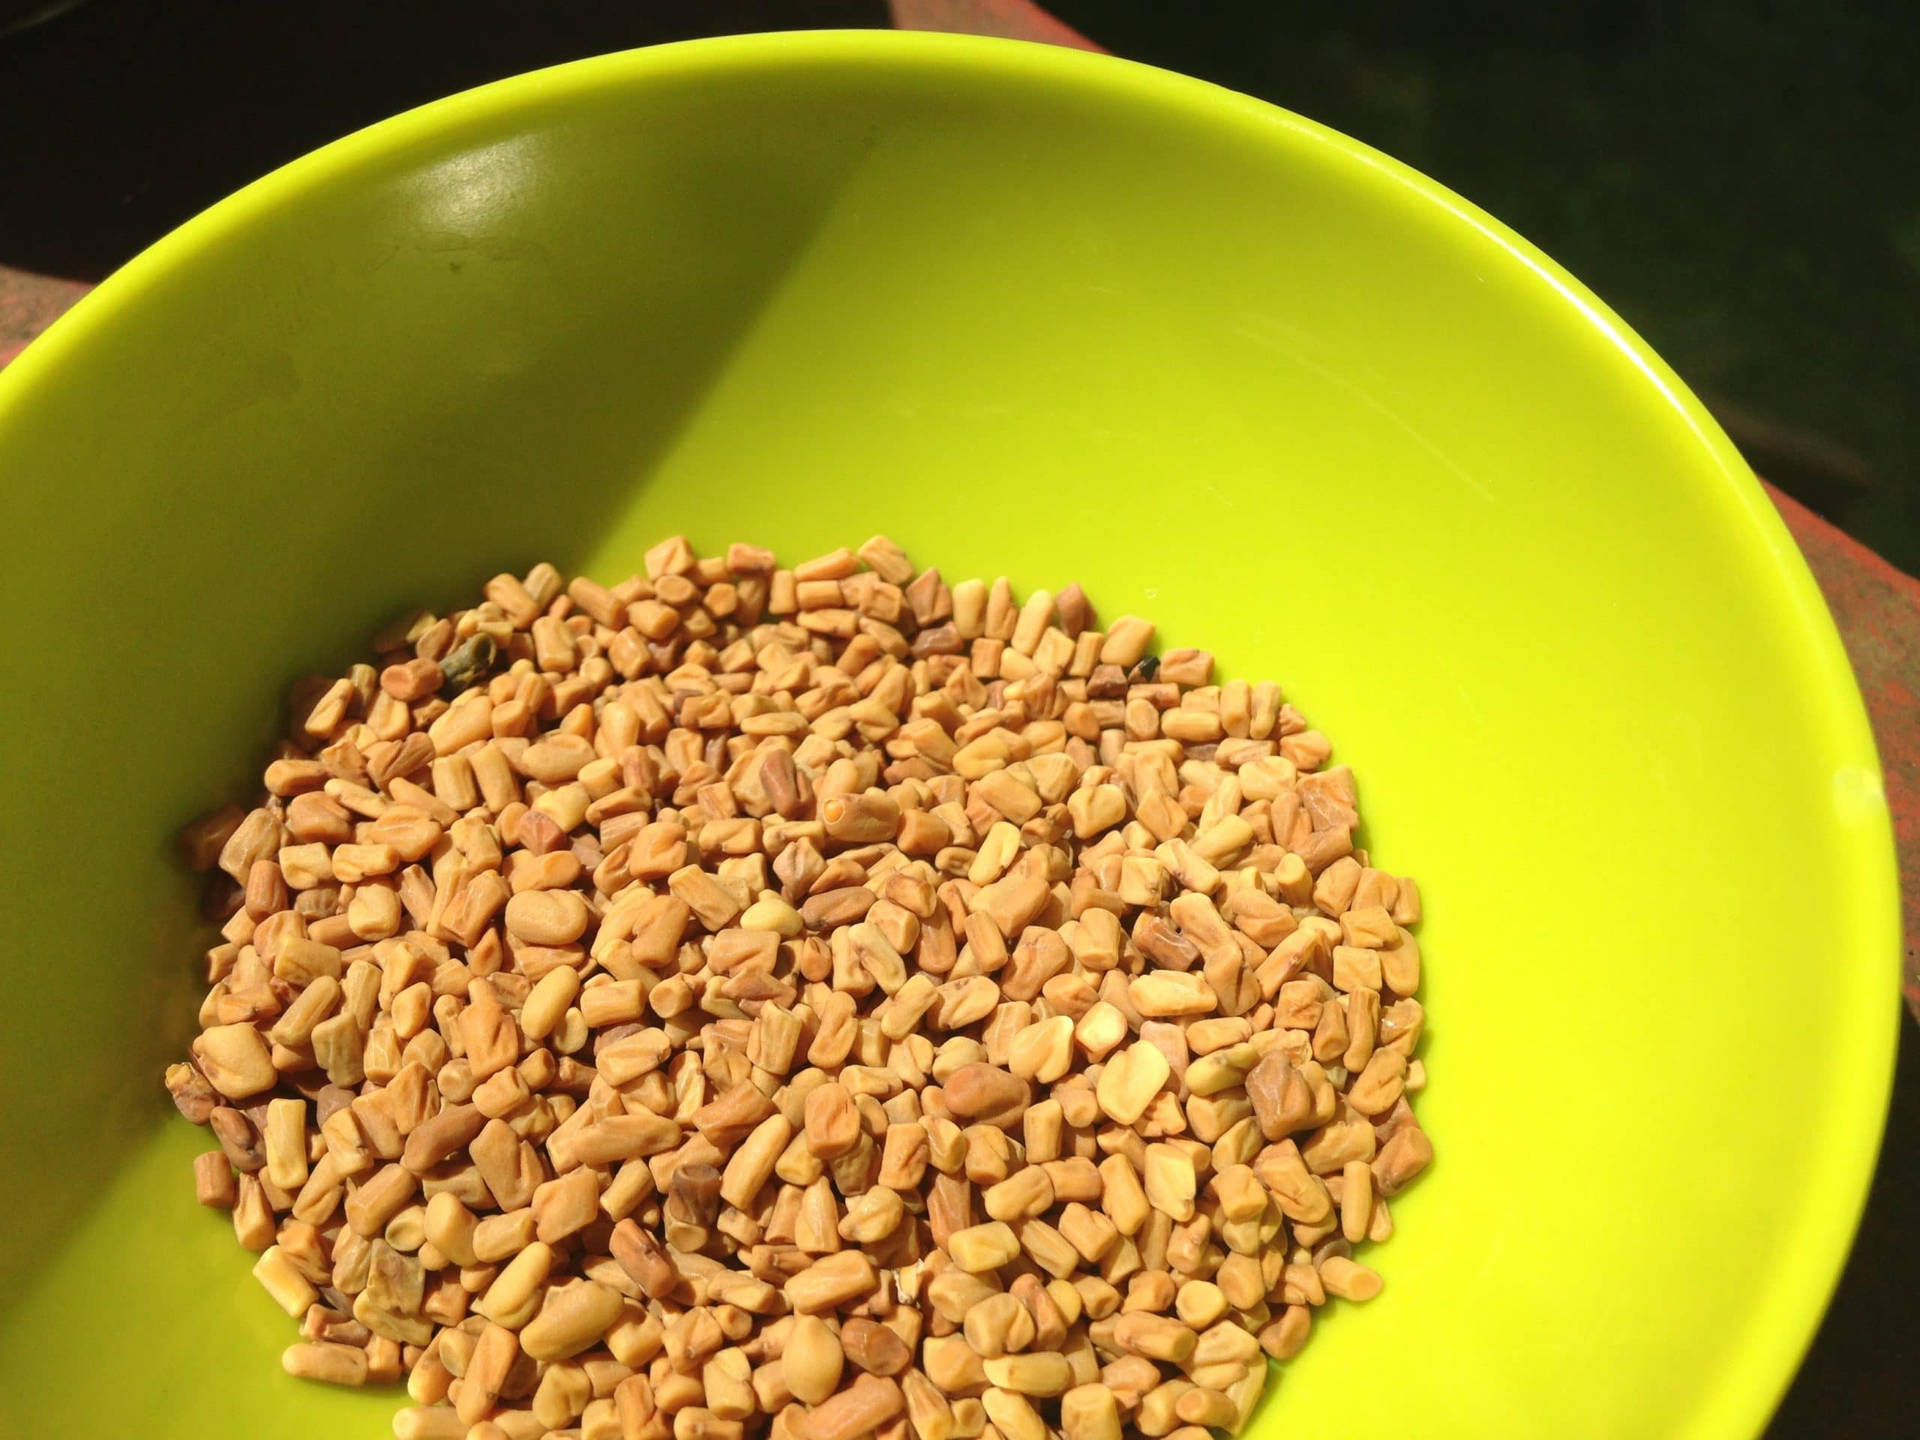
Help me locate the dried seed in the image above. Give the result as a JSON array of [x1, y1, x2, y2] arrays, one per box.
[[166, 543, 1427, 1436], [981, 1352, 1072, 1397], [786, 1251, 877, 1313], [945, 1221, 1021, 1273], [1060, 1383, 1121, 1440], [1318, 1255, 1383, 1302], [1095, 1041, 1170, 1126], [942, 1063, 1031, 1128], [191, 1023, 277, 1099], [1113, 1312, 1196, 1364], [799, 1375, 905, 1440], [783, 1314, 845, 1404], [521, 1279, 625, 1360]]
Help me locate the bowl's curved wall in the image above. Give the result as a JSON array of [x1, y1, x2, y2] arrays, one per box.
[[0, 31, 1895, 1440]]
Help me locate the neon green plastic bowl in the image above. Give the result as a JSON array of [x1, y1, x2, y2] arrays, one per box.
[[0, 30, 1896, 1440]]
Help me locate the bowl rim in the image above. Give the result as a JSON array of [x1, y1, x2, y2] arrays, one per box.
[[0, 28, 1898, 1439]]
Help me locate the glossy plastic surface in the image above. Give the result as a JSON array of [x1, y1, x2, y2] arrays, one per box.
[[0, 31, 1896, 1440]]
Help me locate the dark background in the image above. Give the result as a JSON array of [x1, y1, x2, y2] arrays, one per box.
[[1, 1, 1913, 1434]]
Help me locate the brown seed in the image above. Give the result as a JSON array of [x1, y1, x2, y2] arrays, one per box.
[[803, 1083, 862, 1160], [982, 1388, 1047, 1440], [942, 1063, 1031, 1128], [1095, 1041, 1170, 1126], [281, 1340, 370, 1387], [168, 544, 1427, 1425], [1372, 1124, 1434, 1196], [1245, 1051, 1315, 1141], [505, 888, 590, 945], [797, 1374, 904, 1440], [1113, 1312, 1196, 1364], [945, 1221, 1021, 1273], [983, 1153, 1057, 1222], [1060, 1384, 1121, 1440], [191, 1023, 277, 1099], [521, 1279, 626, 1360], [786, 1251, 877, 1313], [782, 1314, 844, 1404], [841, 1317, 912, 1377], [982, 1352, 1072, 1397], [1319, 1255, 1384, 1302]]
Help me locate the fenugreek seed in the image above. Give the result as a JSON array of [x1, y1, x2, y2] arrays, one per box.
[[282, 1340, 369, 1386], [1099, 1154, 1150, 1236], [1191, 1320, 1262, 1368], [1072, 1002, 1128, 1062], [1175, 1280, 1229, 1330], [392, 1406, 469, 1440], [253, 1245, 318, 1317], [1142, 1144, 1197, 1223], [520, 963, 582, 1041], [191, 1023, 277, 1099], [786, 1250, 876, 1313], [505, 888, 590, 945], [982, 1352, 1072, 1397], [533, 1165, 602, 1244], [821, 791, 902, 844], [1340, 1159, 1374, 1243], [1007, 1015, 1074, 1085], [1019, 1217, 1081, 1279], [1175, 1388, 1237, 1429], [983, 1165, 1054, 1222], [945, 1221, 1021, 1273], [194, 1151, 237, 1209], [1372, 1123, 1433, 1197], [1098, 618, 1155, 668], [476, 1241, 557, 1328], [1095, 1041, 1170, 1126], [521, 1279, 626, 1360], [262, 1098, 309, 1191], [1130, 973, 1217, 1019], [799, 1375, 905, 1440], [1318, 1254, 1383, 1302], [422, 1192, 479, 1267], [783, 1314, 844, 1404], [974, 873, 1050, 940], [942, 1063, 1031, 1128], [457, 1321, 521, 1424], [902, 1367, 956, 1440], [346, 1163, 419, 1237], [1346, 1048, 1408, 1116], [1060, 1384, 1121, 1440], [839, 1185, 906, 1244], [1114, 1311, 1197, 1364], [170, 545, 1425, 1424], [840, 1317, 912, 1378], [963, 1291, 1036, 1358], [981, 1388, 1047, 1440]]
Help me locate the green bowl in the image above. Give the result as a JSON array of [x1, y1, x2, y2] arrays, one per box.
[[0, 30, 1896, 1440]]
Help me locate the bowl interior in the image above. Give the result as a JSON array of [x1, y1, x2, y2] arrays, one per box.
[[0, 32, 1895, 1440]]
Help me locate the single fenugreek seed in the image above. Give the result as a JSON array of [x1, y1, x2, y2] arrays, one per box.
[[252, 1246, 317, 1317], [946, 1221, 1021, 1273], [782, 1314, 844, 1404], [798, 1374, 904, 1440], [1319, 1255, 1384, 1302], [1060, 1383, 1122, 1440], [281, 1340, 369, 1387], [191, 1023, 277, 1099], [521, 1278, 625, 1360], [1096, 1041, 1171, 1126]]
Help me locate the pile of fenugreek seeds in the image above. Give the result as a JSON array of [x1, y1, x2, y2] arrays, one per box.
[[168, 536, 1431, 1440]]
